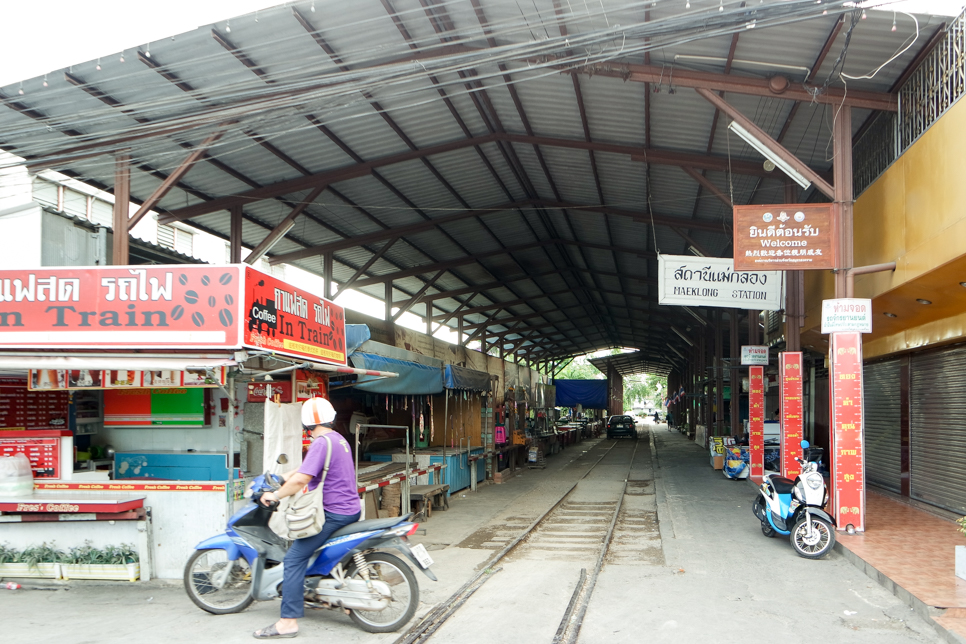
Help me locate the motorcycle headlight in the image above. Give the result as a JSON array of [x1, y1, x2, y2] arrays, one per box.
[[806, 474, 823, 490]]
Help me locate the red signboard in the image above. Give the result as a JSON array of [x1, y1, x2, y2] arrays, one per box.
[[0, 266, 242, 349], [830, 332, 865, 532], [733, 204, 836, 271], [0, 433, 64, 478], [748, 366, 765, 480], [0, 376, 69, 430], [242, 267, 346, 365], [779, 352, 804, 479]]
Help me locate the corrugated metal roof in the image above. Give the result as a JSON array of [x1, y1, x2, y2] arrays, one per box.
[[0, 0, 943, 370]]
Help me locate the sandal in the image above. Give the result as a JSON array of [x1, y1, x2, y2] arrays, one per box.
[[253, 624, 299, 639]]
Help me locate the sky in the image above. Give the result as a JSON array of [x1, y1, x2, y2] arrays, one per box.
[[2, 0, 964, 87]]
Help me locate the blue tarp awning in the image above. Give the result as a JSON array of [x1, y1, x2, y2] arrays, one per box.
[[554, 380, 608, 409], [350, 353, 443, 395], [443, 364, 490, 391], [345, 324, 371, 355]]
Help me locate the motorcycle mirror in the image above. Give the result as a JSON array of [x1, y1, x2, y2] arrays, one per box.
[[800, 440, 810, 449], [277, 454, 288, 465]]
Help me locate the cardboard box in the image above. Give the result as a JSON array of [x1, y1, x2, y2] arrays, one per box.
[[712, 455, 724, 470]]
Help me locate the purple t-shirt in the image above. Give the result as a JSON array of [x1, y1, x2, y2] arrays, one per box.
[[297, 432, 360, 516]]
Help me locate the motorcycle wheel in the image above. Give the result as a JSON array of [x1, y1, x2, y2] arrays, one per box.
[[346, 552, 419, 633], [183, 548, 254, 614], [760, 521, 777, 538], [789, 516, 835, 559]]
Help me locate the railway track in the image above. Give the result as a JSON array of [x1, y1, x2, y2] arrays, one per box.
[[392, 434, 650, 644]]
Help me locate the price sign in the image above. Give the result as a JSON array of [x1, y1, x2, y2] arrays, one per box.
[[748, 366, 765, 479], [780, 352, 804, 479], [830, 332, 865, 532]]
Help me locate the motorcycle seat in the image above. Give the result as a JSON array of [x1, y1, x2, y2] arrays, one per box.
[[770, 477, 796, 494], [330, 513, 414, 539]]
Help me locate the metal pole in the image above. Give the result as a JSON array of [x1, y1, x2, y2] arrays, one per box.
[[226, 374, 235, 520], [404, 412, 411, 519]]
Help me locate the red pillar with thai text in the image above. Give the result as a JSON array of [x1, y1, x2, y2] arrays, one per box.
[[830, 332, 865, 532], [780, 352, 804, 479], [748, 366, 765, 482]]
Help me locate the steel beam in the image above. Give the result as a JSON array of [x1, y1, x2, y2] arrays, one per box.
[[112, 155, 131, 265]]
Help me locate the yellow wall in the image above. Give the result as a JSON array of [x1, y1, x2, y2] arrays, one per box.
[[804, 96, 966, 356]]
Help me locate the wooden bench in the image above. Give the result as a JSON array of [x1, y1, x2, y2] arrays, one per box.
[[409, 484, 449, 521]]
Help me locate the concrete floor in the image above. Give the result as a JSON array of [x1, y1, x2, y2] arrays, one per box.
[[0, 427, 943, 643]]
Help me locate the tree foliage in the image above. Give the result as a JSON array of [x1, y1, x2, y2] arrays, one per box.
[[555, 356, 605, 380], [623, 374, 665, 410]]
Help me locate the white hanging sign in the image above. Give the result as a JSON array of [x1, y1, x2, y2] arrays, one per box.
[[658, 255, 783, 311], [741, 345, 769, 366], [821, 299, 873, 334]]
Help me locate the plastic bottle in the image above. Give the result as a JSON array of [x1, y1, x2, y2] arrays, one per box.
[[2, 582, 22, 590]]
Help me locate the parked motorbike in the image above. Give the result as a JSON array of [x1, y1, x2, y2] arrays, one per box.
[[183, 457, 436, 633], [751, 440, 836, 559]]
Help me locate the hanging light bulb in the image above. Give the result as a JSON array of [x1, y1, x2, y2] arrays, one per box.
[[96, 57, 101, 71], [311, 1, 316, 10], [719, 0, 724, 11], [686, 0, 690, 8], [861, 8, 867, 18], [119, 50, 125, 63], [42, 74, 48, 87], [18, 82, 24, 96], [892, 13, 897, 31], [226, 20, 231, 33], [145, 43, 151, 58]]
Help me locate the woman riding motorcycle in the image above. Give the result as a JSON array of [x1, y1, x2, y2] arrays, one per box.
[[253, 398, 361, 639]]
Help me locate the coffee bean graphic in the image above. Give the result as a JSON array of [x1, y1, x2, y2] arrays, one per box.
[[207, 295, 216, 308], [219, 273, 233, 285], [224, 294, 234, 306], [191, 312, 205, 327], [219, 309, 234, 327], [178, 274, 188, 286], [201, 275, 210, 286], [171, 305, 184, 320], [184, 290, 198, 304]]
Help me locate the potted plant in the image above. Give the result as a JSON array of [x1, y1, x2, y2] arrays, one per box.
[[60, 542, 140, 582], [0, 542, 63, 579]]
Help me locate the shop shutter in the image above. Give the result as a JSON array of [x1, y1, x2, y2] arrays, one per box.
[[910, 344, 966, 514], [863, 359, 901, 492]]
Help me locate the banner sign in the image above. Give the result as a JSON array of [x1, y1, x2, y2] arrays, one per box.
[[0, 265, 348, 367], [741, 345, 769, 366], [657, 255, 782, 311], [0, 266, 242, 349], [733, 204, 836, 271], [242, 267, 346, 365], [779, 352, 804, 479], [748, 366, 765, 480], [821, 298, 873, 334], [830, 332, 865, 532], [28, 367, 227, 391]]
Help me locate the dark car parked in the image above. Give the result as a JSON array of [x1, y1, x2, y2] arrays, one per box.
[[606, 415, 638, 440]]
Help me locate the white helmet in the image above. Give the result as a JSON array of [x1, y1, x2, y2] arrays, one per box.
[[301, 397, 336, 428]]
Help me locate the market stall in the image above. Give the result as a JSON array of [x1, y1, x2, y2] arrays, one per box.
[[0, 264, 393, 579]]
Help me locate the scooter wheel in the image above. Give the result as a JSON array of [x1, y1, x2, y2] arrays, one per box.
[[790, 516, 835, 559], [347, 552, 419, 633], [183, 548, 254, 614]]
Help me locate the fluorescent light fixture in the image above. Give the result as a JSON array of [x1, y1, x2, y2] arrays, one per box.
[[668, 344, 688, 362], [682, 306, 708, 326], [671, 326, 694, 346], [728, 121, 811, 190], [687, 245, 705, 257], [246, 219, 296, 265]]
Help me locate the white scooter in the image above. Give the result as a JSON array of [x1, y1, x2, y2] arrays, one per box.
[[751, 440, 836, 559]]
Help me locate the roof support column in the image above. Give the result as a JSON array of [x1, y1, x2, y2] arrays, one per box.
[[112, 154, 131, 266], [385, 281, 392, 322], [833, 107, 854, 298], [324, 251, 334, 300], [715, 310, 724, 437], [730, 311, 740, 438], [784, 181, 802, 352], [230, 204, 243, 263]]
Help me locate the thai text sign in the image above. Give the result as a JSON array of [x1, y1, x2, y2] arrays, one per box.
[[780, 352, 804, 479], [658, 255, 782, 311], [748, 366, 765, 480], [242, 267, 347, 365], [741, 345, 769, 366], [733, 204, 836, 271], [830, 332, 865, 532], [0, 266, 242, 349], [821, 298, 872, 334]]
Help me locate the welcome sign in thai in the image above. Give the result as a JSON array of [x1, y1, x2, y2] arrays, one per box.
[[658, 255, 782, 311], [733, 204, 836, 271]]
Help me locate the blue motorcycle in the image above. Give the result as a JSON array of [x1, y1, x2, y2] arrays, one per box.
[[183, 471, 436, 633]]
